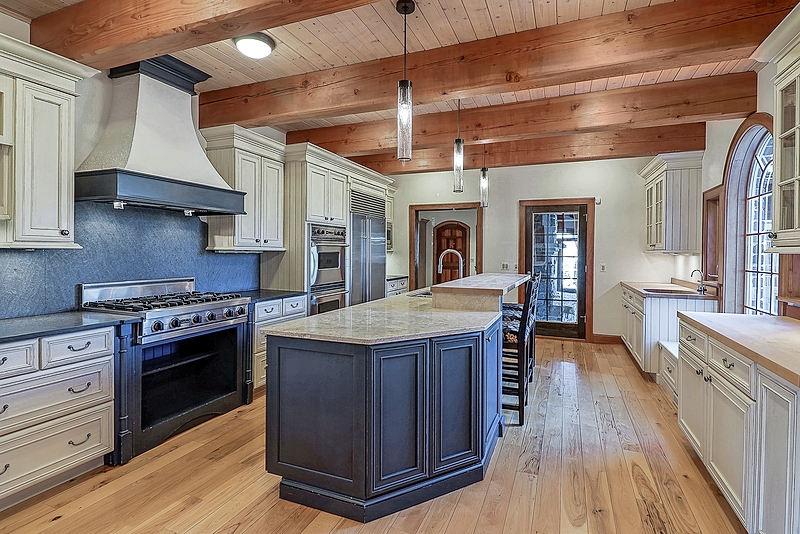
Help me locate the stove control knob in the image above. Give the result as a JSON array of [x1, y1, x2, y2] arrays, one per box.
[[151, 320, 164, 332], [169, 317, 181, 329], [223, 308, 234, 318], [191, 314, 202, 324], [206, 311, 217, 321], [235, 306, 246, 316]]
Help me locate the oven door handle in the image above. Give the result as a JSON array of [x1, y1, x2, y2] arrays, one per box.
[[311, 289, 348, 303], [309, 244, 319, 286]]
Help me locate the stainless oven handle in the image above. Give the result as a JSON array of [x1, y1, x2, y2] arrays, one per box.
[[309, 244, 319, 286]]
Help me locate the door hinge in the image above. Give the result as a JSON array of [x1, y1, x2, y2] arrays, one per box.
[[580, 315, 586, 323], [585, 265, 588, 273]]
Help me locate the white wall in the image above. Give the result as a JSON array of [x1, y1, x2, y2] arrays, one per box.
[[388, 157, 699, 336], [0, 12, 29, 43], [702, 119, 744, 192]]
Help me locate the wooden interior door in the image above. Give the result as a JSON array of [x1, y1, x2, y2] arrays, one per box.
[[434, 221, 470, 283]]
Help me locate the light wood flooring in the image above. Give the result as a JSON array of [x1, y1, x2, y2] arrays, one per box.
[[0, 340, 746, 534]]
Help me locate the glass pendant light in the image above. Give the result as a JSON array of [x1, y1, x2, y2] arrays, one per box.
[[396, 1, 415, 162], [480, 148, 489, 208], [453, 100, 464, 192]]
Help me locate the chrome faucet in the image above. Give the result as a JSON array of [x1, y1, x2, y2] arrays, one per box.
[[690, 269, 707, 294], [437, 248, 464, 279]]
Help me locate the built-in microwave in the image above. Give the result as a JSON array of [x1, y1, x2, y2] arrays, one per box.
[[386, 222, 393, 252]]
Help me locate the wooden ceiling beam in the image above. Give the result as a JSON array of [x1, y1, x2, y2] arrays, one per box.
[[29, 0, 382, 70], [198, 0, 792, 128], [287, 73, 755, 156], [349, 123, 707, 175]]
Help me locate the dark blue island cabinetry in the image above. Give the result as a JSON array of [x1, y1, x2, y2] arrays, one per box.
[[266, 317, 503, 522]]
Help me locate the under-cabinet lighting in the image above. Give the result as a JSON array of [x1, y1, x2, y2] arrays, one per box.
[[233, 33, 276, 59]]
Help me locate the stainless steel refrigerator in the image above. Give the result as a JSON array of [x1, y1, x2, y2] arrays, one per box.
[[350, 213, 386, 305]]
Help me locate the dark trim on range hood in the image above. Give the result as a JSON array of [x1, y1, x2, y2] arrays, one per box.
[[109, 56, 210, 95], [74, 169, 246, 215]]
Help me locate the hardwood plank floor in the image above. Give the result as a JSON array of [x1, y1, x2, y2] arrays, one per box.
[[0, 340, 747, 534]]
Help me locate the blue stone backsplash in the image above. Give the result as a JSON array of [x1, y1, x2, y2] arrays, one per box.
[[0, 202, 260, 319]]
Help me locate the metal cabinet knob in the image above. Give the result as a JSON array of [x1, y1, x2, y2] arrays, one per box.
[[696, 368, 703, 376], [256, 239, 260, 242], [60, 229, 70, 236]]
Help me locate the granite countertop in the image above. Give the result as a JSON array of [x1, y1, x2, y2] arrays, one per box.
[[431, 273, 530, 295], [263, 292, 500, 345], [679, 311, 800, 387], [0, 311, 140, 344], [386, 274, 409, 281], [621, 281, 717, 300], [238, 289, 307, 303]]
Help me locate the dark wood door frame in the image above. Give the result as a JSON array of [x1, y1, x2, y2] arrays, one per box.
[[408, 202, 484, 290], [518, 198, 596, 342]]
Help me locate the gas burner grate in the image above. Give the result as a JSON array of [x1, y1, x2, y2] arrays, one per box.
[[83, 291, 243, 311]]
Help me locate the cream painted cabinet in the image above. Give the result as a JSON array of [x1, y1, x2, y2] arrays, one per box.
[[202, 125, 285, 252], [250, 296, 307, 390], [307, 163, 346, 225], [752, 368, 799, 534], [677, 319, 756, 530], [0, 35, 95, 249], [639, 152, 703, 253]]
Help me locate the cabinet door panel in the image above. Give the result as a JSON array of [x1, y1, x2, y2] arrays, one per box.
[[14, 80, 73, 242], [307, 165, 327, 222], [234, 150, 261, 248], [631, 309, 644, 370], [0, 74, 13, 146], [328, 170, 347, 224], [261, 158, 283, 248], [369, 342, 428, 495], [754, 372, 796, 534], [678, 348, 706, 457], [431, 334, 480, 475], [706, 369, 754, 524]]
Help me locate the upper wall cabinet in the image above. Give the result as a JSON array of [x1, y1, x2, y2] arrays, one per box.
[[639, 151, 703, 254], [0, 34, 96, 249], [201, 125, 285, 252], [755, 10, 800, 252], [307, 163, 347, 225]]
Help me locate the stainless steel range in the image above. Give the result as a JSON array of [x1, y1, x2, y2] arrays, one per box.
[[81, 278, 251, 463], [81, 277, 250, 344]]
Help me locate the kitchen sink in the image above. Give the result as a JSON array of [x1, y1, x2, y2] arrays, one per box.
[[642, 288, 697, 294], [407, 289, 433, 297]]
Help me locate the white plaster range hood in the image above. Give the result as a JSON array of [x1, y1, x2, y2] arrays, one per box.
[[75, 56, 245, 215]]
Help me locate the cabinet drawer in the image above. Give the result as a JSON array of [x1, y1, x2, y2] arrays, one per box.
[[660, 347, 678, 393], [282, 295, 306, 316], [708, 339, 754, 397], [40, 328, 113, 369], [0, 356, 113, 436], [0, 401, 113, 499], [679, 322, 706, 358], [254, 299, 282, 322], [0, 339, 38, 379], [386, 280, 399, 292], [397, 278, 408, 289]]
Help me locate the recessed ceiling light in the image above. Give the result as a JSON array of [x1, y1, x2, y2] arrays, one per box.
[[233, 33, 276, 59]]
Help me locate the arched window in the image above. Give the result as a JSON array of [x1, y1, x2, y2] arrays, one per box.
[[744, 133, 778, 314]]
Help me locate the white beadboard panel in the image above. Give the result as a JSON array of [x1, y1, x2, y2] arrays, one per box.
[[642, 296, 718, 374]]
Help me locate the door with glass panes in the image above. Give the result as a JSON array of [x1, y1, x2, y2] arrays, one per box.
[[524, 204, 587, 339]]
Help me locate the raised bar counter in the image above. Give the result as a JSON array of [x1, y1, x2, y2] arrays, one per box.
[[431, 273, 530, 312]]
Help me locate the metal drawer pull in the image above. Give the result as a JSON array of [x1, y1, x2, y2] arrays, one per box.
[[685, 335, 696, 342], [68, 433, 91, 446], [67, 341, 92, 352], [0, 357, 6, 366], [290, 303, 300, 308], [722, 357, 734, 369], [0, 464, 8, 476], [68, 382, 91, 394], [696, 369, 703, 376], [704, 375, 712, 383], [487, 336, 492, 342], [0, 404, 8, 415], [264, 307, 275, 313]]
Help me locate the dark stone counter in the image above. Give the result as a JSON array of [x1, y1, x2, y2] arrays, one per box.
[[0, 311, 139, 344]]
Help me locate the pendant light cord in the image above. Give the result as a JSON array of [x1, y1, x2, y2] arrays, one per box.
[[483, 146, 486, 167], [403, 12, 407, 79], [457, 99, 461, 138]]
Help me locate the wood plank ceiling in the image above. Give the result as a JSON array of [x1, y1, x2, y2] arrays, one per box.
[[7, 0, 796, 173]]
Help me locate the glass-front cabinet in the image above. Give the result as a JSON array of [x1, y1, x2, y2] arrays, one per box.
[[773, 74, 798, 247]]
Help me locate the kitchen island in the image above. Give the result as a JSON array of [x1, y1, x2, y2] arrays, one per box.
[[263, 273, 528, 522]]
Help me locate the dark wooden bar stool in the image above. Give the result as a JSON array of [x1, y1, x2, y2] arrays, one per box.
[[500, 273, 539, 424]]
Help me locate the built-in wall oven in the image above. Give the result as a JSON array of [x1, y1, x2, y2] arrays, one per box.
[[309, 224, 348, 315]]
